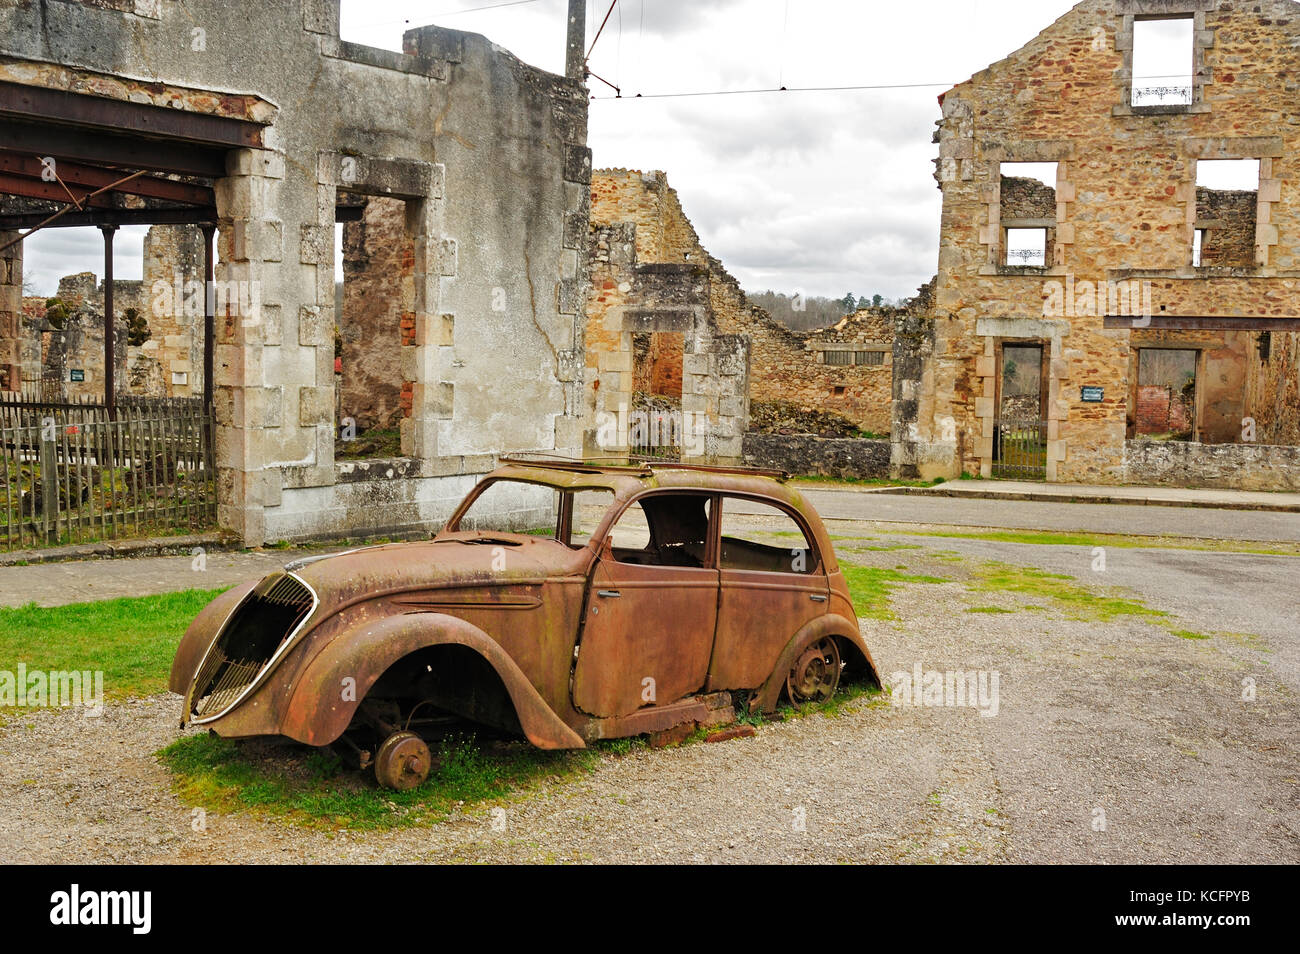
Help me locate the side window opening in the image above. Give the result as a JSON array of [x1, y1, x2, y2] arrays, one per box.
[[607, 494, 711, 568], [719, 498, 819, 575], [1000, 163, 1058, 267], [1194, 159, 1259, 268]]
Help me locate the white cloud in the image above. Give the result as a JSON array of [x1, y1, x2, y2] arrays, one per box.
[[17, 0, 1082, 302]]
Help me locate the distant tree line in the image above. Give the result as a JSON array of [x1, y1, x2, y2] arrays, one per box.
[[746, 289, 907, 332]]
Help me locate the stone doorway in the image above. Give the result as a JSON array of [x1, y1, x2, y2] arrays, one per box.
[[993, 341, 1048, 479]]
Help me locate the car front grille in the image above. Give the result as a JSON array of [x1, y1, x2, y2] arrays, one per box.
[[189, 573, 316, 722]]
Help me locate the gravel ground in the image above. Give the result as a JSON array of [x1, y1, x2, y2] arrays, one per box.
[[2, 531, 1295, 864]]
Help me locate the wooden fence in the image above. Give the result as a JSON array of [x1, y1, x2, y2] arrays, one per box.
[[0, 400, 216, 551]]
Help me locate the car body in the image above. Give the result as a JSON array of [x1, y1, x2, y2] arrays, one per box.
[[169, 457, 881, 788]]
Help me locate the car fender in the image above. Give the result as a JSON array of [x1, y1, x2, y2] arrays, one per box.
[[752, 614, 882, 713], [168, 579, 257, 695], [278, 611, 586, 750]]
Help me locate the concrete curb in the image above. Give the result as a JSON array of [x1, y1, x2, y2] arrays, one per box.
[[0, 532, 239, 566], [868, 485, 1300, 513]]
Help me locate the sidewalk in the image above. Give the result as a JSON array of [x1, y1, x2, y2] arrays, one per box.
[[851, 479, 1300, 513]]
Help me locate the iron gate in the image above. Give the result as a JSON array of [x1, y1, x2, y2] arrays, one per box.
[[992, 418, 1048, 480]]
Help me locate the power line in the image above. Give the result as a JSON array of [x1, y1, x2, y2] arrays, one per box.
[[589, 72, 1213, 101], [347, 0, 547, 30], [431, 0, 547, 16], [591, 81, 956, 100]]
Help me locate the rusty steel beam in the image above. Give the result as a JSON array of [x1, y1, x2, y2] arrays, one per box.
[[0, 121, 227, 178], [0, 207, 216, 230], [1105, 315, 1300, 331], [0, 172, 120, 207], [0, 81, 263, 149], [0, 151, 214, 206]]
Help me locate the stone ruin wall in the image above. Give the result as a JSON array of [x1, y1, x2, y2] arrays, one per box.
[[588, 169, 900, 440]]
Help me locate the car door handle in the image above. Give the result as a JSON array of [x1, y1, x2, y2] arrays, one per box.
[[598, 589, 621, 598], [810, 594, 828, 603]]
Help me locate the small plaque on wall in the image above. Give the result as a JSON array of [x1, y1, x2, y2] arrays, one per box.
[[69, 369, 85, 383], [1080, 386, 1104, 403]]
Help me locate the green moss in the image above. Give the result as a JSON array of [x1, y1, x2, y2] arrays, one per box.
[[841, 562, 948, 621], [159, 732, 597, 831], [968, 563, 1166, 624]]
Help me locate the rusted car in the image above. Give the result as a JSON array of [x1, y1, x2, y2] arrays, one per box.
[[170, 457, 880, 789]]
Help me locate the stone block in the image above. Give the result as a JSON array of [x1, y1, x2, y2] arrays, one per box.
[[298, 386, 334, 426]]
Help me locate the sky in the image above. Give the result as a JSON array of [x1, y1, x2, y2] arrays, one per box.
[[19, 0, 1195, 303]]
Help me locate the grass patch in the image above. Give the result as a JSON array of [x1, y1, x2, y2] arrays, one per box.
[[0, 588, 228, 700], [841, 562, 948, 621], [883, 527, 1300, 557], [781, 682, 886, 720], [968, 563, 1166, 624], [159, 731, 597, 831], [965, 606, 1016, 615], [1170, 629, 1211, 640]]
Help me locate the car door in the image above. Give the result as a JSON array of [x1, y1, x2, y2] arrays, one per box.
[[707, 495, 831, 691], [572, 492, 719, 718]]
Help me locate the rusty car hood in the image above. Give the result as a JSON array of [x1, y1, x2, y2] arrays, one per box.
[[282, 534, 589, 610]]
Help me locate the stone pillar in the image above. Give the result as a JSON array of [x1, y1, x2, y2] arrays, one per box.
[[0, 233, 22, 392], [212, 147, 288, 547], [565, 0, 586, 83]]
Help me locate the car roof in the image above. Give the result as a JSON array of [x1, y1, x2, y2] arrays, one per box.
[[490, 456, 803, 506]]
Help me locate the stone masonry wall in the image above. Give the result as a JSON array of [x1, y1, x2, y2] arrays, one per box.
[[1125, 438, 1300, 491], [1197, 187, 1257, 267], [927, 0, 1300, 487], [743, 433, 891, 480]]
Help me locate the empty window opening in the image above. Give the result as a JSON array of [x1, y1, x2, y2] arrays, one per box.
[[631, 331, 683, 399], [608, 494, 711, 568], [1005, 229, 1048, 267], [1132, 17, 1194, 107], [1000, 163, 1057, 267], [1195, 160, 1259, 268], [719, 497, 818, 575], [335, 194, 416, 460], [1135, 349, 1198, 441]]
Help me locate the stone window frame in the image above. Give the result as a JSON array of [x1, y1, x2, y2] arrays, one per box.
[[284, 151, 449, 490], [1179, 137, 1283, 273], [977, 144, 1077, 277], [1112, 0, 1216, 117]]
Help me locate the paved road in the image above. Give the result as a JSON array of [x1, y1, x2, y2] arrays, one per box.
[[800, 486, 1300, 543]]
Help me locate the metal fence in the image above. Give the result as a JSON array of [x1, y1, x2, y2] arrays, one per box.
[[0, 400, 215, 551], [993, 418, 1048, 480]]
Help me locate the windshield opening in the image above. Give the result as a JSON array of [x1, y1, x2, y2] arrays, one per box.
[[451, 480, 614, 549]]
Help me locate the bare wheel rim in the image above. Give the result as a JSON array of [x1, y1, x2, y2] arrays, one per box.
[[786, 636, 841, 705], [374, 730, 432, 791]]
